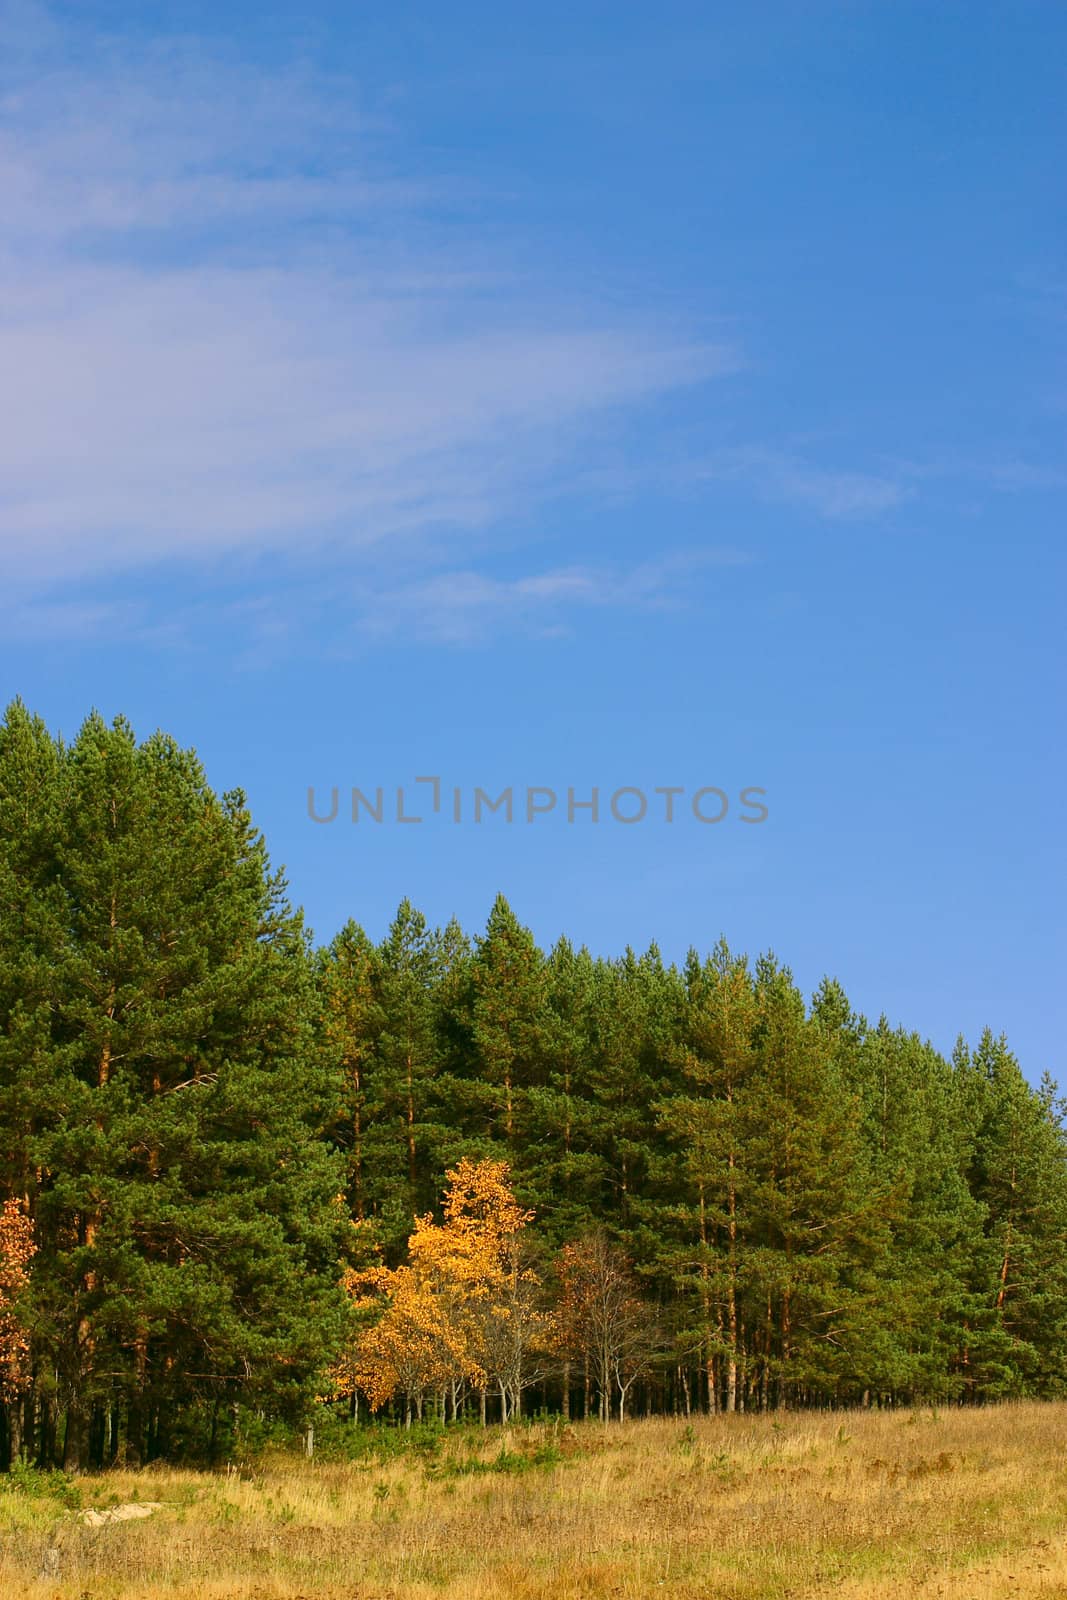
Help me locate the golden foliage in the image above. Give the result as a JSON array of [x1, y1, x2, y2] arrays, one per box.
[[0, 1197, 35, 1399], [331, 1158, 542, 1414]]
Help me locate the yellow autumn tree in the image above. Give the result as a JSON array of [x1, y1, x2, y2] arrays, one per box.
[[341, 1260, 475, 1424], [0, 1199, 35, 1402], [332, 1158, 546, 1424]]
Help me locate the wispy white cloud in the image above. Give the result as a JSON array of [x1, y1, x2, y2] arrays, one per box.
[[695, 447, 908, 519], [2, 261, 719, 576], [0, 5, 735, 590], [351, 549, 750, 645], [1, 547, 750, 658], [2, 595, 141, 642], [895, 454, 1067, 493]]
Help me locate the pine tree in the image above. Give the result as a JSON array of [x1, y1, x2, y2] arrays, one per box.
[[655, 941, 759, 1412], [0, 706, 347, 1466], [736, 959, 894, 1408], [467, 896, 548, 1160], [964, 1031, 1067, 1396], [816, 991, 985, 1401], [318, 919, 382, 1225], [364, 901, 451, 1244], [522, 938, 603, 1243]]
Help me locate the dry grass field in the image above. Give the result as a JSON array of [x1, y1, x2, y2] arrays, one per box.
[[3, 1403, 1067, 1599]]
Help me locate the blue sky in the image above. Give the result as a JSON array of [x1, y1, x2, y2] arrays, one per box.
[[2, 1, 1064, 1079]]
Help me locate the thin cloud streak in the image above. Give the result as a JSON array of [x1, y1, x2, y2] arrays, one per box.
[[352, 551, 750, 646], [2, 549, 751, 656], [696, 447, 908, 519]]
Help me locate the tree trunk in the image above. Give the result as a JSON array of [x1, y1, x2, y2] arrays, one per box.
[[406, 1051, 417, 1187], [780, 1289, 791, 1411], [726, 1117, 739, 1413], [62, 1401, 83, 1472], [351, 1063, 365, 1220], [5, 1399, 22, 1467]]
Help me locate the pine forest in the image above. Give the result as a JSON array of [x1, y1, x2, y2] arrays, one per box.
[[2, 702, 1065, 1471]]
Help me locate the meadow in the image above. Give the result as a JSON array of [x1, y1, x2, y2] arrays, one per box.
[[2, 1403, 1066, 1599]]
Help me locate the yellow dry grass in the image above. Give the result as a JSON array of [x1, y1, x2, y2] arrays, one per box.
[[3, 1403, 1067, 1598]]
